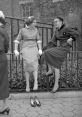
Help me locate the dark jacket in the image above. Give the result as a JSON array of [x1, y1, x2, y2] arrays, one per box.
[[51, 24, 79, 47], [0, 25, 9, 53]]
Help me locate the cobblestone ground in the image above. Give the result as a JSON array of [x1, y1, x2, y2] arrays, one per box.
[[0, 92, 82, 117]]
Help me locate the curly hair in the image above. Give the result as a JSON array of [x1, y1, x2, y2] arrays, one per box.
[[25, 16, 35, 26]]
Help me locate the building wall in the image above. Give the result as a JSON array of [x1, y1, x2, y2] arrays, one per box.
[[0, 0, 82, 50], [0, 0, 11, 16], [0, 0, 82, 25]]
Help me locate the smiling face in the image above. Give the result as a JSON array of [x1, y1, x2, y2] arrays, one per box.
[[54, 18, 63, 29]]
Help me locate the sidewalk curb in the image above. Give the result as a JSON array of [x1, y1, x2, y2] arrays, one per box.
[[9, 91, 82, 100]]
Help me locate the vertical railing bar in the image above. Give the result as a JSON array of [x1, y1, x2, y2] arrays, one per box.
[[51, 23, 53, 39], [46, 28, 48, 45], [22, 58, 24, 81], [42, 27, 44, 48], [15, 57, 18, 79], [10, 18, 14, 59], [10, 53, 12, 78], [17, 19, 20, 62], [76, 51, 79, 89], [65, 53, 68, 85], [46, 28, 49, 73]]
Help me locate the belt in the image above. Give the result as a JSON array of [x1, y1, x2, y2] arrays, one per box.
[[23, 39, 37, 41]]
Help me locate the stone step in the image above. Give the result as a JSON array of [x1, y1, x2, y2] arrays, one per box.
[[9, 91, 82, 100]]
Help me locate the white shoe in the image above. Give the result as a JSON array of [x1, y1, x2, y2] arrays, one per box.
[[51, 84, 59, 93], [33, 84, 38, 90], [26, 87, 30, 92]]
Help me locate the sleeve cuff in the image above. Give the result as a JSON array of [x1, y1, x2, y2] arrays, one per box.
[[37, 40, 42, 44], [14, 40, 19, 44]]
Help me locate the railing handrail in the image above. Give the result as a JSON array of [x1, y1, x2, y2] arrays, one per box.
[[5, 16, 53, 26]]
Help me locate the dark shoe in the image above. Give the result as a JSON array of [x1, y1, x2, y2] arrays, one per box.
[[0, 107, 10, 115], [34, 96, 41, 107], [46, 71, 53, 76], [50, 90, 57, 93], [30, 97, 36, 107]]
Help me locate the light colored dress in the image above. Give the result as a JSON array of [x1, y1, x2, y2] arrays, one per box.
[[16, 26, 40, 72]]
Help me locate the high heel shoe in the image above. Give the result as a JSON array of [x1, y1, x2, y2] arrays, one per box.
[[46, 70, 53, 76], [30, 97, 36, 107], [51, 85, 59, 93], [34, 96, 41, 107], [0, 107, 10, 115]]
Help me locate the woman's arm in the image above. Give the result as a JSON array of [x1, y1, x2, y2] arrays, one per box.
[[66, 27, 80, 41], [64, 27, 80, 46], [36, 29, 42, 55], [14, 29, 22, 56]]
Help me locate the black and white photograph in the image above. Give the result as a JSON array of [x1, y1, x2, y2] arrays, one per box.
[[0, 0, 82, 117]]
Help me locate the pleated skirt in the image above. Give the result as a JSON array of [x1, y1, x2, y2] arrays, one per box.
[[42, 46, 70, 69]]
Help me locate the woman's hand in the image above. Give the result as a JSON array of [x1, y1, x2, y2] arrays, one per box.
[[38, 49, 42, 55], [67, 37, 73, 45], [14, 50, 19, 56]]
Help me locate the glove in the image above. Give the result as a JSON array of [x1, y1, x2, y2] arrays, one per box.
[[14, 50, 19, 56], [38, 49, 42, 55], [67, 37, 73, 45]]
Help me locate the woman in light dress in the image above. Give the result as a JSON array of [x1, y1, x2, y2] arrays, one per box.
[[14, 16, 42, 92]]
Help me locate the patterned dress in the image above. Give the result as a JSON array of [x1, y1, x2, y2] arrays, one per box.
[[16, 27, 40, 72]]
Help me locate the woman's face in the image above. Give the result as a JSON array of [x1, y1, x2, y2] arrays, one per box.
[[32, 19, 37, 26], [54, 18, 63, 29]]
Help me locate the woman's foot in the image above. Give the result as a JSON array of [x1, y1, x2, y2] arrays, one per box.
[[26, 87, 30, 92], [30, 97, 36, 107], [51, 84, 59, 93], [34, 96, 41, 107], [46, 70, 53, 76], [33, 84, 38, 91], [0, 107, 10, 115]]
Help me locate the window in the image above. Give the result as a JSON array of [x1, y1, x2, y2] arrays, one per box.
[[19, 0, 34, 18]]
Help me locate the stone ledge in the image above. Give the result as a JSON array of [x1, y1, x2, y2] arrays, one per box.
[[9, 91, 82, 100]]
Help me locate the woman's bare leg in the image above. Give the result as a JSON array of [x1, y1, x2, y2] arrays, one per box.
[[33, 70, 38, 90], [46, 64, 53, 76], [52, 68, 60, 92], [0, 99, 7, 111], [25, 72, 30, 92]]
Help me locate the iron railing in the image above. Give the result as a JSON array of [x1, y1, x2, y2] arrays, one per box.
[[5, 16, 82, 92], [7, 51, 82, 92]]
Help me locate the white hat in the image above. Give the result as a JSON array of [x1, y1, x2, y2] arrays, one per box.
[[0, 11, 5, 19]]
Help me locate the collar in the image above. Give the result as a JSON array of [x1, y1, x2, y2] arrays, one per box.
[[58, 24, 65, 31]]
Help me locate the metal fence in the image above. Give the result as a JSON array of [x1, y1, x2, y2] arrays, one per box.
[[5, 17, 82, 92]]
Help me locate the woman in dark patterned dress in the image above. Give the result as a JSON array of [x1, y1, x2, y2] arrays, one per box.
[[0, 11, 10, 114], [41, 17, 79, 93]]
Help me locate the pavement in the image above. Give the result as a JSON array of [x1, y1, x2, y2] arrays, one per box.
[[0, 91, 82, 117]]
